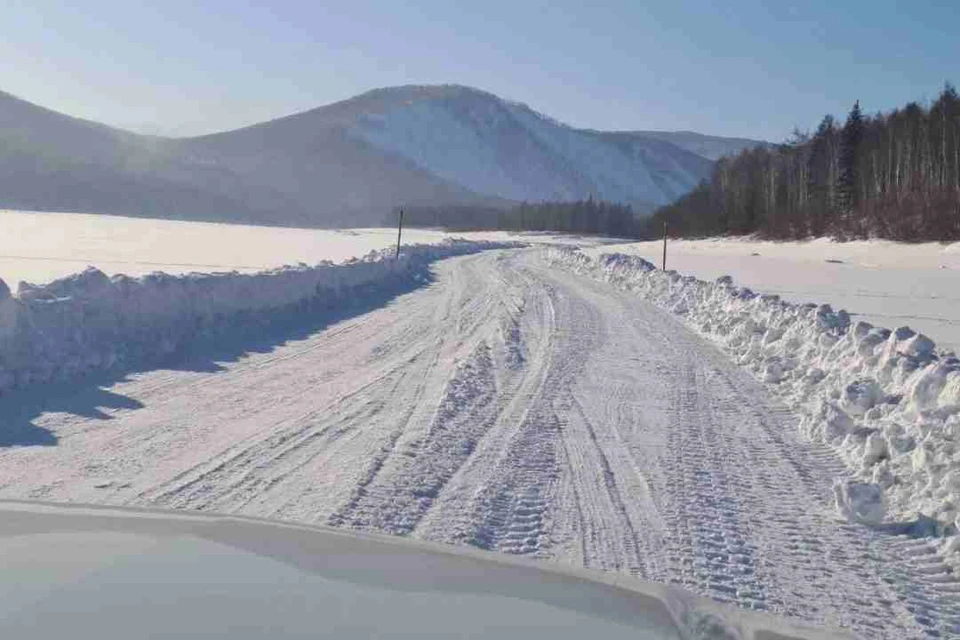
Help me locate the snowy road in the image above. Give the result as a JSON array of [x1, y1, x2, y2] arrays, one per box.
[[2, 249, 960, 638]]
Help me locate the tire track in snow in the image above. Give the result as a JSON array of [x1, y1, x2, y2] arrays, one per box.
[[329, 343, 500, 534], [658, 360, 768, 610], [562, 394, 649, 577], [410, 266, 561, 553]]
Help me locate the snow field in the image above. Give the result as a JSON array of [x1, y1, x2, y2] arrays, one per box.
[[0, 208, 611, 286], [548, 248, 960, 551], [0, 239, 520, 393]]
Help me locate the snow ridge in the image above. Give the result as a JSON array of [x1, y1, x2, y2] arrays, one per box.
[[548, 247, 960, 546], [0, 240, 520, 392]]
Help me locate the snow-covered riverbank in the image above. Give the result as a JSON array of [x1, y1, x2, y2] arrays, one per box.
[[585, 237, 960, 353]]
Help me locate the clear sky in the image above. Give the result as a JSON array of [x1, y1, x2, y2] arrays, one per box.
[[1, 0, 957, 141]]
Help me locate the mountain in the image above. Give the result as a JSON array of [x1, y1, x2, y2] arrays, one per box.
[[0, 85, 763, 226], [0, 88, 493, 227]]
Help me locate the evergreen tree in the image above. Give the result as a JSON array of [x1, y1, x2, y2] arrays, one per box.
[[807, 115, 838, 236], [838, 100, 865, 234]]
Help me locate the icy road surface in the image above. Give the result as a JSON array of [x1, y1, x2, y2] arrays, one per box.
[[1, 249, 958, 639]]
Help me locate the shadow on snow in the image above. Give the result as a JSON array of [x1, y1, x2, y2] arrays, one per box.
[[0, 264, 437, 448]]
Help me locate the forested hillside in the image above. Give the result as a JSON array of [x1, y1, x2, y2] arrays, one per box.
[[397, 199, 642, 237], [648, 84, 960, 241]]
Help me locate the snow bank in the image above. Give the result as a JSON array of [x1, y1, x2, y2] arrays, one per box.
[[548, 247, 960, 538], [0, 240, 519, 392], [583, 237, 960, 355]]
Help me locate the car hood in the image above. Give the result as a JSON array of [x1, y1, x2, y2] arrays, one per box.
[[0, 500, 846, 639]]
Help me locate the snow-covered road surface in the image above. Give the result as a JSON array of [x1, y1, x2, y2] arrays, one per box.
[[1, 248, 958, 638]]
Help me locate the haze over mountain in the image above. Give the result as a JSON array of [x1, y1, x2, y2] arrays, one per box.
[[629, 130, 766, 162], [0, 85, 762, 227]]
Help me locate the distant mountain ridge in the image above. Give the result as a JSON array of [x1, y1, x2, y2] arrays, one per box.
[[0, 85, 763, 226], [629, 130, 766, 161]]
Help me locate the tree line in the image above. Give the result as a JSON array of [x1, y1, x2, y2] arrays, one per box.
[[646, 84, 960, 241], [393, 198, 643, 237]]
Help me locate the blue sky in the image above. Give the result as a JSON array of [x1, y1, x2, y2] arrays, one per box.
[[1, 1, 956, 141]]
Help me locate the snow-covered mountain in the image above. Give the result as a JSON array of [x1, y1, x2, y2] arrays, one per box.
[[341, 85, 720, 211], [0, 85, 763, 226]]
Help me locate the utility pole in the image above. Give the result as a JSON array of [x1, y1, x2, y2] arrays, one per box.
[[661, 220, 667, 270], [395, 208, 404, 260]]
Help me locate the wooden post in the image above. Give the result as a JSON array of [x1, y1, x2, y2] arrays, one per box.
[[395, 208, 404, 260], [661, 221, 667, 270]]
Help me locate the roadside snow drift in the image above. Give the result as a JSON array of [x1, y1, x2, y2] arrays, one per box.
[[582, 237, 960, 355], [0, 240, 519, 391], [548, 248, 960, 540]]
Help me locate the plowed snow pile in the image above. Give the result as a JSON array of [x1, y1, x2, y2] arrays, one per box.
[[549, 247, 960, 549], [0, 239, 519, 392]]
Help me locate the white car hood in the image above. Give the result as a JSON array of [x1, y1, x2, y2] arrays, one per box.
[[0, 500, 846, 639]]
